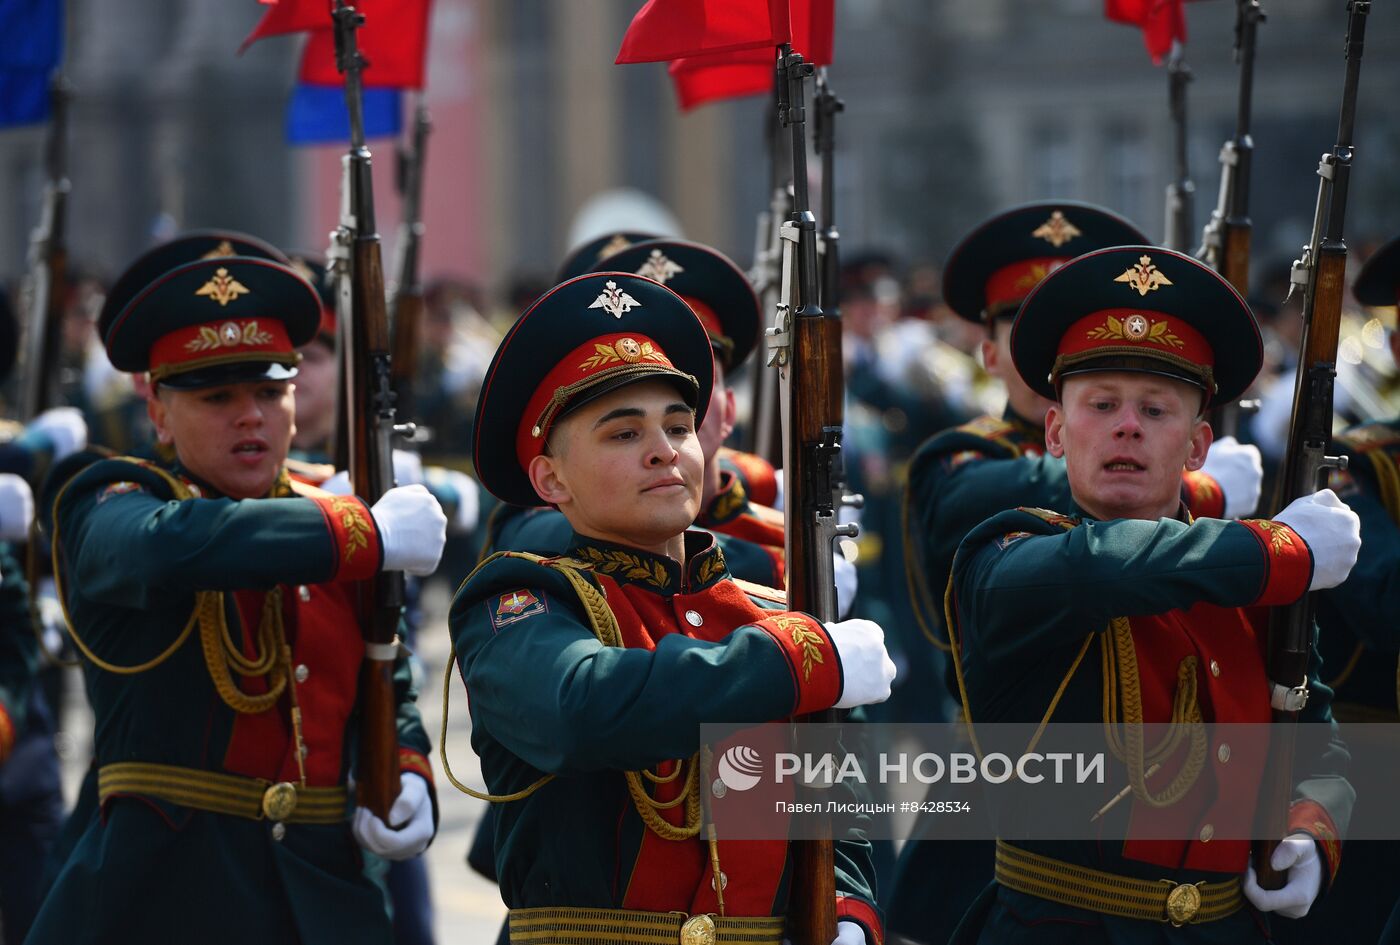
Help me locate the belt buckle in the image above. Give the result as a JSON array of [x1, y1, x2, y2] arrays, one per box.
[[679, 913, 717, 945], [261, 781, 299, 822], [1163, 880, 1203, 926]]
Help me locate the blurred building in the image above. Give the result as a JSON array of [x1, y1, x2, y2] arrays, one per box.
[[1, 0, 1398, 299]]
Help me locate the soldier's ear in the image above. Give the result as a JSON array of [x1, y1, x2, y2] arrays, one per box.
[[1183, 416, 1212, 471], [146, 390, 174, 446], [1044, 404, 1065, 458], [528, 453, 571, 507]]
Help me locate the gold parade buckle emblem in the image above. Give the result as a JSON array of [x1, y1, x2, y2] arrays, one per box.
[[679, 914, 717, 945], [261, 781, 299, 822], [1164, 881, 1203, 926]]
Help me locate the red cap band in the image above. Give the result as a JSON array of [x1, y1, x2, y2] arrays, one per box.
[[985, 257, 1068, 313], [148, 317, 295, 380], [1054, 308, 1214, 382]]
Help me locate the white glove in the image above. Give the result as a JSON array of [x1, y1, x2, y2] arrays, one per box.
[[834, 551, 858, 619], [322, 450, 424, 497], [1271, 489, 1361, 590], [1200, 436, 1264, 519], [370, 484, 447, 576], [352, 773, 434, 861], [824, 618, 896, 709], [831, 921, 867, 945], [28, 407, 87, 462], [1243, 833, 1322, 919], [0, 474, 34, 542], [425, 466, 480, 534]]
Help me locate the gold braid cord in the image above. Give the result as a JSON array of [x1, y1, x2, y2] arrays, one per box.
[[441, 551, 703, 841], [1100, 617, 1206, 808], [50, 461, 298, 719]]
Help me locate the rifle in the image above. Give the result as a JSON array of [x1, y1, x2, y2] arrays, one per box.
[[1163, 44, 1194, 254], [747, 93, 791, 465], [1253, 0, 1369, 889], [766, 45, 857, 945], [20, 75, 72, 421], [389, 96, 431, 438], [813, 69, 843, 313], [1198, 0, 1266, 438], [331, 0, 404, 822]]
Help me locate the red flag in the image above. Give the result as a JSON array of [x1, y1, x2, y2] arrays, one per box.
[[241, 0, 331, 52], [616, 0, 790, 65], [1105, 0, 1187, 65], [298, 0, 431, 88], [666, 0, 833, 111]]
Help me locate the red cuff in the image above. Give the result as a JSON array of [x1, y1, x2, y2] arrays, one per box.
[[399, 747, 434, 788], [0, 702, 13, 764], [311, 495, 382, 582], [753, 613, 842, 717], [1182, 470, 1225, 519], [1238, 520, 1312, 606], [835, 895, 884, 945], [1289, 799, 1341, 889]]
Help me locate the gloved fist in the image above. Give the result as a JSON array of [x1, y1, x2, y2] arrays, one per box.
[[352, 773, 434, 861], [27, 407, 87, 462], [0, 474, 34, 542], [1201, 436, 1264, 519], [424, 466, 480, 534], [322, 449, 424, 497], [370, 484, 447, 576], [1272, 489, 1360, 590], [1243, 833, 1322, 919], [824, 618, 896, 709]]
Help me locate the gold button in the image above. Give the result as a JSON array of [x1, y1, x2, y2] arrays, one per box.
[[294, 664, 310, 683], [1217, 743, 1231, 764], [1210, 660, 1220, 678], [1199, 823, 1214, 843], [685, 610, 704, 627], [680, 913, 716, 945], [261, 781, 299, 822], [1164, 882, 1202, 926]]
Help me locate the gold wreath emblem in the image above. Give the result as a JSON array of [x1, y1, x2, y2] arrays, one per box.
[[184, 320, 275, 353], [1085, 315, 1185, 349]]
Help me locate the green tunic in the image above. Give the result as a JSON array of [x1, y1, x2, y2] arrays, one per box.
[[30, 456, 435, 945]]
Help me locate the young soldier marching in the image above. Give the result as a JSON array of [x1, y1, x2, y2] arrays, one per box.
[[947, 246, 1358, 943], [449, 271, 895, 945], [889, 204, 1264, 945], [29, 254, 448, 944]]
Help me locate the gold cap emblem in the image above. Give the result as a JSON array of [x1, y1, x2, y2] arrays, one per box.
[[616, 337, 643, 362], [636, 249, 684, 285], [195, 267, 251, 307], [597, 233, 634, 260], [200, 240, 236, 260], [588, 279, 642, 319], [261, 781, 299, 823], [1115, 255, 1173, 296], [1031, 211, 1082, 248], [184, 320, 274, 353]]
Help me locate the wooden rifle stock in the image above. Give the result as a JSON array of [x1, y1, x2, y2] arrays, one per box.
[[773, 45, 843, 945], [1254, 0, 1367, 886], [334, 0, 402, 823]]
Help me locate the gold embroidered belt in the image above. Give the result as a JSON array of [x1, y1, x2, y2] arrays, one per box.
[[98, 762, 348, 824], [994, 839, 1244, 926], [507, 907, 785, 945]]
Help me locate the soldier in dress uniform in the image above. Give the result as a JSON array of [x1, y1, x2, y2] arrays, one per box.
[[888, 204, 1263, 944], [449, 271, 896, 945], [28, 254, 448, 945], [1274, 234, 1400, 945], [946, 245, 1358, 943]]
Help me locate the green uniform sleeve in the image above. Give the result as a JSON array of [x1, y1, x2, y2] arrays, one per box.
[[953, 510, 1304, 663], [449, 556, 829, 775], [56, 460, 376, 609]]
